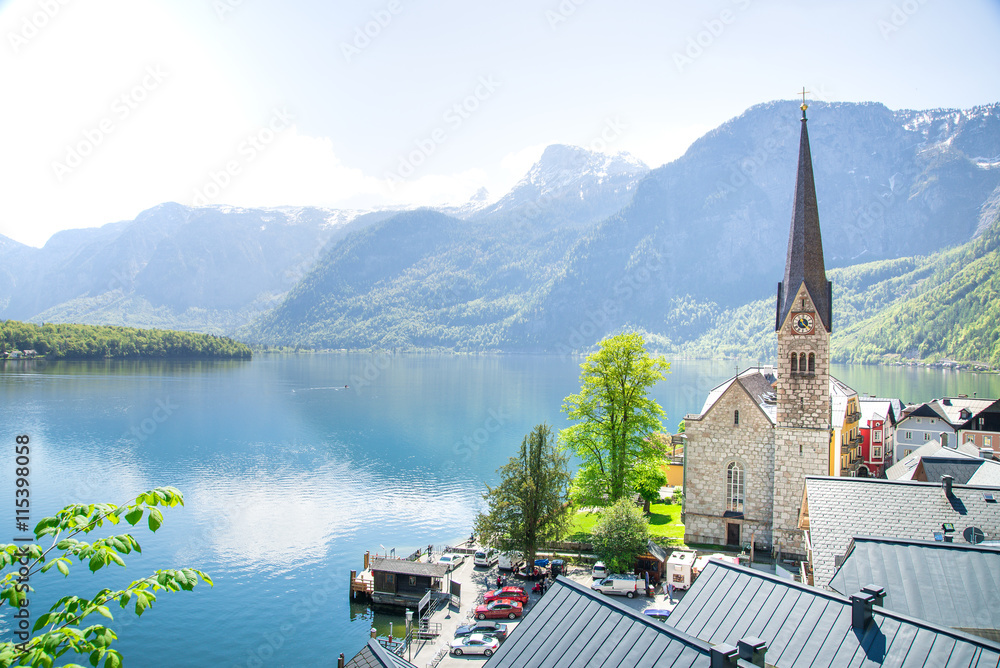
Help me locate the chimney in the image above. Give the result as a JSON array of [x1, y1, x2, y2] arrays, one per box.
[[737, 636, 768, 667], [338, 654, 345, 668], [710, 643, 739, 668], [861, 585, 886, 607], [851, 592, 875, 631], [941, 475, 954, 496]]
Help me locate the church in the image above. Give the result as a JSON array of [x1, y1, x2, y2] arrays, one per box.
[[681, 101, 859, 558]]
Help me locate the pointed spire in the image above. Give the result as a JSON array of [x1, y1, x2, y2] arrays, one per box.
[[776, 108, 832, 332]]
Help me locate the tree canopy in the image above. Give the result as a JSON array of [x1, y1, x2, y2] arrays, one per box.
[[560, 332, 670, 505], [0, 487, 211, 668], [591, 498, 650, 574], [474, 424, 571, 566], [0, 320, 251, 360]]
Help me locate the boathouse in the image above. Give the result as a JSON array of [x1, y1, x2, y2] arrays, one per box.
[[370, 558, 449, 608]]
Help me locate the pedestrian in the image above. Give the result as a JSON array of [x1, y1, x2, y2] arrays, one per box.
[[496, 575, 502, 589]]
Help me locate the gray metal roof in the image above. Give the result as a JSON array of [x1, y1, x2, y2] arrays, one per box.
[[667, 560, 1000, 667], [485, 576, 712, 668], [345, 640, 418, 668], [828, 536, 1000, 641], [370, 557, 449, 578], [918, 457, 989, 484], [803, 476, 1000, 588]]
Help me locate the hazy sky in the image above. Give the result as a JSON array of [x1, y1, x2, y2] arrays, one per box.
[[1, 0, 999, 247]]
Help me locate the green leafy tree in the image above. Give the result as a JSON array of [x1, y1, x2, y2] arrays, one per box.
[[474, 424, 571, 566], [591, 498, 650, 574], [0, 487, 212, 668], [561, 332, 670, 505]]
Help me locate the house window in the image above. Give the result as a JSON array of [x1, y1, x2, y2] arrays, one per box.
[[799, 353, 807, 372], [904, 449, 913, 456], [386, 573, 395, 585], [987, 436, 994, 448], [930, 419, 936, 424], [873, 446, 882, 458], [409, 576, 416, 586], [873, 431, 882, 442], [734, 410, 739, 426], [808, 353, 815, 373], [790, 352, 798, 372], [905, 431, 912, 440], [923, 433, 931, 441], [726, 462, 744, 514], [966, 434, 976, 444]]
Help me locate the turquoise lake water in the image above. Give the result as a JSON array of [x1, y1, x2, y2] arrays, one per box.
[[2, 354, 998, 666]]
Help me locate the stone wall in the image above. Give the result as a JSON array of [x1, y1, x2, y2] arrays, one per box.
[[684, 378, 775, 549]]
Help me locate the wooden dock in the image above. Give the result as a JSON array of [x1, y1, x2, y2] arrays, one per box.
[[350, 569, 373, 601]]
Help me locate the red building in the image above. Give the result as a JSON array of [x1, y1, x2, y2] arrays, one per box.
[[857, 398, 902, 478]]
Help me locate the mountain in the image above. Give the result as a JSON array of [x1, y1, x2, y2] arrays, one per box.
[[0, 204, 374, 333], [250, 100, 1000, 355], [7, 99, 1000, 362], [245, 146, 652, 349], [474, 144, 649, 229]]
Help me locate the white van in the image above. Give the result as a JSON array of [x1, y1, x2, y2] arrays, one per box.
[[590, 574, 641, 598], [498, 552, 522, 572], [474, 549, 498, 567]]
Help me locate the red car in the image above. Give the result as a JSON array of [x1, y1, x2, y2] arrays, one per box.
[[475, 600, 524, 620], [483, 586, 529, 606]]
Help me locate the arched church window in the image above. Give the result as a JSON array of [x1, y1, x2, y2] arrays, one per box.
[[726, 462, 744, 514], [799, 353, 807, 372], [734, 410, 739, 426], [808, 353, 815, 373], [790, 352, 798, 372]]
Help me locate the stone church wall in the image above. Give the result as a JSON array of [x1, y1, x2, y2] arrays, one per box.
[[683, 382, 776, 549]]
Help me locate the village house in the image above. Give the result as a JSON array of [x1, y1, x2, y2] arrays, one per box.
[[857, 397, 902, 477]]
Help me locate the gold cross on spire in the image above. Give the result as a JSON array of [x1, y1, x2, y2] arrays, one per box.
[[799, 87, 809, 118]]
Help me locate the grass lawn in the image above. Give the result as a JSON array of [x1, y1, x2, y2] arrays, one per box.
[[566, 502, 685, 545]]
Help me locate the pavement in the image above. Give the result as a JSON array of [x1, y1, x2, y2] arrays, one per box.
[[405, 555, 687, 668]]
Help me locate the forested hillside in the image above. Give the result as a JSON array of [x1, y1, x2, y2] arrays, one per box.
[[833, 214, 1000, 366], [676, 215, 1000, 367], [0, 320, 252, 360]]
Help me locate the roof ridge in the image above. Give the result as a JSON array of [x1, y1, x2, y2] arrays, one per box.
[[806, 475, 1000, 491], [697, 561, 1000, 651], [552, 576, 713, 651]]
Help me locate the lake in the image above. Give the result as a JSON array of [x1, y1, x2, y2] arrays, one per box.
[[2, 354, 998, 666]]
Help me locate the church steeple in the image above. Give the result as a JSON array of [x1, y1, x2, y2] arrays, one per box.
[[775, 105, 832, 332]]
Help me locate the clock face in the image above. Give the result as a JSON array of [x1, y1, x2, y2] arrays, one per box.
[[792, 312, 814, 334]]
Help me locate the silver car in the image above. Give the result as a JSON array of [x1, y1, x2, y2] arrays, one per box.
[[450, 633, 500, 657]]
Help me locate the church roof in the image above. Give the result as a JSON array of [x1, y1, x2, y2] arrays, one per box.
[[694, 368, 777, 424], [776, 112, 832, 333]]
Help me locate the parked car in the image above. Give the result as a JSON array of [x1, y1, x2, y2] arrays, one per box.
[[450, 633, 500, 657], [436, 553, 465, 571], [455, 621, 508, 641], [483, 586, 529, 605], [475, 600, 524, 620], [591, 561, 607, 579], [474, 549, 498, 567], [498, 552, 522, 572], [591, 574, 640, 598], [550, 559, 565, 577]]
